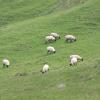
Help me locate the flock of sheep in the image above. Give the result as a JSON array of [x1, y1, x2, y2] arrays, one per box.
[[2, 32, 83, 74], [42, 33, 83, 73]]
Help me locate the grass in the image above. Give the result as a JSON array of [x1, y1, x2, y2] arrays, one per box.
[[0, 0, 100, 100]]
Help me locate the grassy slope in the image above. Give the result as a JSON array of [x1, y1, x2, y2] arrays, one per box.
[[0, 0, 100, 100], [0, 0, 86, 26]]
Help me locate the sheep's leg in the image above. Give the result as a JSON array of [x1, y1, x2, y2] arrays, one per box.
[[69, 40, 71, 43], [47, 50, 51, 54], [3, 64, 5, 68], [49, 39, 52, 43], [75, 63, 77, 66], [45, 70, 48, 74], [68, 39, 71, 43], [47, 51, 49, 54], [6, 65, 9, 68], [70, 39, 73, 43], [66, 39, 68, 42]]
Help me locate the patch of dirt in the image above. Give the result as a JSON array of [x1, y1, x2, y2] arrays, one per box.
[[15, 72, 28, 77]]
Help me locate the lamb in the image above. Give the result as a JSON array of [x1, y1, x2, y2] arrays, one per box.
[[50, 33, 60, 40], [65, 35, 76, 43], [47, 46, 56, 54], [70, 55, 83, 61], [2, 58, 10, 68], [70, 57, 78, 66], [41, 63, 49, 74], [45, 35, 56, 43]]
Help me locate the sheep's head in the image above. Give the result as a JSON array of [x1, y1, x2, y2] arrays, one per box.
[[81, 58, 83, 61], [74, 38, 77, 41], [70, 63, 72, 66], [54, 51, 56, 53], [40, 70, 44, 74], [42, 71, 45, 74], [59, 36, 61, 39]]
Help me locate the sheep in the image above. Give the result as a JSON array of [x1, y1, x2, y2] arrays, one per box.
[[2, 58, 10, 68], [64, 35, 76, 43], [50, 33, 60, 40], [47, 46, 56, 54], [41, 63, 49, 74], [70, 57, 78, 66], [70, 55, 83, 61], [45, 35, 56, 43]]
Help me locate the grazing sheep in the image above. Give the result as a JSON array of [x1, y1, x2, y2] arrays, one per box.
[[70, 57, 78, 66], [70, 55, 83, 61], [65, 35, 76, 43], [45, 35, 56, 43], [41, 63, 49, 74], [47, 46, 56, 54], [50, 33, 60, 40], [2, 58, 10, 68]]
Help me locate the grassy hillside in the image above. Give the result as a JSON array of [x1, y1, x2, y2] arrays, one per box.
[[0, 0, 100, 100], [0, 0, 87, 26]]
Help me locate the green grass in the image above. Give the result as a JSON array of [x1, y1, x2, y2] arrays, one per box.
[[0, 0, 100, 100]]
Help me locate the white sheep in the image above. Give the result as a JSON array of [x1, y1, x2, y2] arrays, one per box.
[[45, 35, 56, 43], [65, 35, 76, 43], [70, 57, 78, 66], [70, 55, 83, 61], [2, 58, 10, 68], [47, 46, 56, 54], [50, 33, 60, 40], [41, 64, 49, 74]]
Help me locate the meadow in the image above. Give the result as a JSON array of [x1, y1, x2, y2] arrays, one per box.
[[0, 0, 100, 100]]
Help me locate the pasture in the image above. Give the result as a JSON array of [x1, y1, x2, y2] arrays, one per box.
[[0, 0, 100, 100]]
